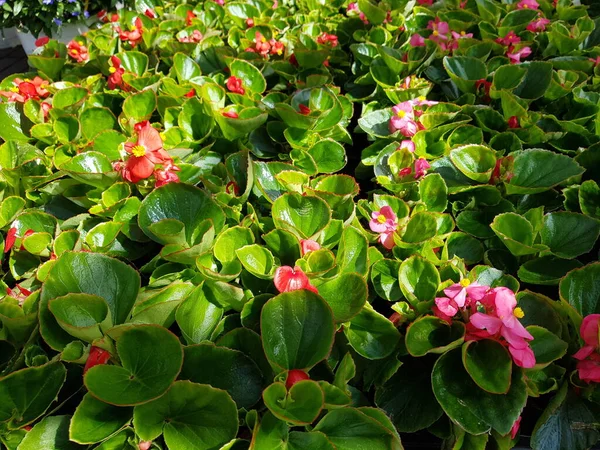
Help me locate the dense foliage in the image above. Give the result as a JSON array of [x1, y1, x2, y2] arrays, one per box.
[[1, 0, 600, 449]]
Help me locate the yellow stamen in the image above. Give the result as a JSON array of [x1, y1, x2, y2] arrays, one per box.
[[109, 67, 117, 73], [514, 307, 525, 319], [377, 214, 386, 224], [131, 145, 146, 157], [460, 279, 471, 288], [397, 110, 406, 118], [277, 49, 282, 55], [159, 132, 166, 140], [40, 84, 49, 89], [418, 95, 426, 101], [523, 4, 528, 8], [130, 24, 137, 31], [24, 78, 31, 82], [261, 37, 267, 43], [433, 30, 439, 36], [71, 49, 79, 55], [460, 31, 466, 36]]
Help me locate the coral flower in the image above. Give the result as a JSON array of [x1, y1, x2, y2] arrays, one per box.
[[35, 36, 50, 47], [154, 161, 180, 188], [222, 110, 239, 118], [269, 39, 285, 56], [527, 17, 551, 32], [4, 227, 17, 253], [67, 40, 89, 62], [317, 33, 338, 47], [0, 77, 49, 102], [84, 346, 111, 374], [226, 76, 245, 95], [369, 206, 398, 249], [274, 266, 318, 294], [186, 10, 196, 26], [122, 122, 170, 183], [107, 56, 125, 90], [179, 30, 203, 43], [246, 32, 271, 56], [118, 18, 143, 47], [144, 9, 156, 19], [300, 239, 320, 255]]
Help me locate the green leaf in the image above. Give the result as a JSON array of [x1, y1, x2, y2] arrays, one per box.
[[336, 226, 368, 276], [0, 103, 32, 140], [17, 415, 83, 450], [133, 380, 238, 450], [122, 89, 156, 121], [69, 393, 132, 444], [53, 115, 80, 144], [518, 256, 583, 286], [506, 149, 584, 195], [443, 56, 488, 93], [53, 87, 88, 110], [491, 213, 547, 256], [40, 252, 140, 350], [139, 183, 225, 245], [0, 362, 66, 429], [84, 325, 183, 406], [60, 151, 118, 189], [531, 384, 600, 450], [419, 174, 448, 213], [462, 340, 512, 394], [370, 259, 401, 302], [450, 145, 496, 183], [236, 244, 276, 279], [80, 107, 117, 141], [540, 212, 600, 259], [214, 226, 255, 264], [527, 325, 568, 368], [559, 263, 600, 317], [272, 193, 331, 239], [261, 290, 335, 370], [399, 255, 440, 305], [344, 307, 400, 360], [402, 212, 438, 243], [358, 0, 387, 25], [176, 286, 223, 344], [375, 358, 442, 433], [316, 273, 367, 322], [432, 349, 527, 435], [173, 53, 201, 83], [263, 381, 324, 425], [513, 62, 554, 100], [230, 59, 266, 94], [49, 293, 110, 343], [406, 316, 465, 357], [313, 408, 403, 450], [307, 139, 347, 174], [180, 343, 263, 409]]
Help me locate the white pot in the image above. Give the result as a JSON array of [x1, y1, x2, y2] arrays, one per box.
[[16, 22, 89, 55], [0, 27, 20, 49]]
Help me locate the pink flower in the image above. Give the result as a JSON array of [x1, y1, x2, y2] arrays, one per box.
[[347, 2, 358, 12], [496, 31, 521, 46], [469, 287, 536, 368], [517, 0, 539, 9], [410, 34, 426, 47], [317, 33, 338, 47], [507, 46, 532, 64], [179, 30, 203, 43], [511, 416, 522, 440], [428, 18, 450, 44], [435, 297, 459, 318], [589, 56, 600, 66], [508, 116, 520, 129], [138, 442, 152, 450], [154, 161, 180, 188], [411, 96, 438, 107], [398, 140, 415, 153], [369, 206, 398, 249], [527, 17, 551, 32], [274, 266, 318, 293], [451, 30, 473, 40], [300, 239, 320, 255], [417, 0, 433, 4], [414, 158, 430, 179], [573, 315, 600, 383], [445, 279, 489, 309], [389, 102, 418, 136]]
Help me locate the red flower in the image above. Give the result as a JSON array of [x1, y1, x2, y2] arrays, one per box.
[[118, 18, 144, 47], [110, 13, 119, 22], [285, 370, 310, 389], [226, 181, 240, 195], [122, 122, 171, 183], [298, 104, 311, 115], [508, 116, 520, 129], [222, 110, 239, 118], [179, 30, 203, 43], [83, 346, 111, 374], [247, 32, 271, 56], [0, 77, 49, 103], [274, 266, 318, 294], [186, 10, 196, 26], [246, 18, 254, 28], [475, 79, 491, 98], [269, 39, 285, 56], [4, 228, 17, 253], [496, 31, 521, 46], [35, 36, 49, 47], [107, 56, 126, 90], [154, 162, 180, 188], [185, 89, 196, 98], [226, 76, 245, 95], [67, 40, 89, 63], [316, 33, 338, 47], [97, 10, 108, 22], [144, 9, 157, 19], [290, 54, 299, 67]]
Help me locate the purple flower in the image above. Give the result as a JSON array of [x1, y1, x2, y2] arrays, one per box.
[[71, 11, 80, 16], [67, 0, 77, 2], [53, 18, 62, 25], [84, 10, 89, 17], [0, 0, 6, 6], [43, 0, 53, 4]]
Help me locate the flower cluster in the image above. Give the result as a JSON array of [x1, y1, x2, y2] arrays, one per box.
[[245, 32, 285, 57], [389, 97, 437, 136], [574, 315, 600, 383]]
